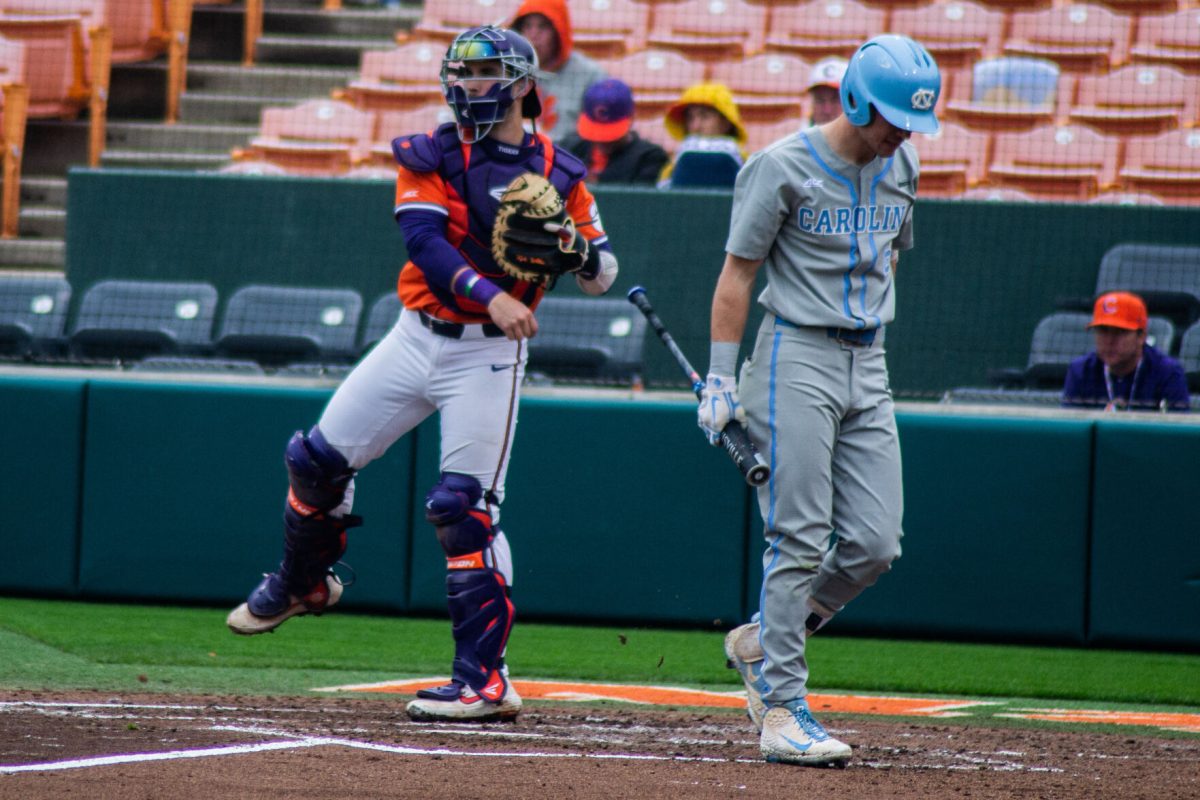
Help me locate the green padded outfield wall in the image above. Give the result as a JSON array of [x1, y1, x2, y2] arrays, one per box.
[[77, 379, 416, 610], [1089, 419, 1200, 650], [405, 397, 753, 626], [1, 376, 86, 595], [65, 169, 1200, 399], [742, 411, 1095, 645]]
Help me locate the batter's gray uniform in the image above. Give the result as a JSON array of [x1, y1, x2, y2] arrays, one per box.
[[728, 125, 918, 704]]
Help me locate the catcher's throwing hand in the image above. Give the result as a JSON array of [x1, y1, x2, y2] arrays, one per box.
[[697, 373, 747, 445], [492, 172, 591, 287], [487, 292, 538, 341]]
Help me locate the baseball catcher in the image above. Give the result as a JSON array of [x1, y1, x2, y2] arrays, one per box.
[[491, 171, 598, 289]]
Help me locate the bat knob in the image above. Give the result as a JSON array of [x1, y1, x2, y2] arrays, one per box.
[[626, 286, 646, 300], [746, 463, 771, 487]]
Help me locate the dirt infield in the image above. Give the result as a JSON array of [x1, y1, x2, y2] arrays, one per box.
[[2, 690, 1198, 799]]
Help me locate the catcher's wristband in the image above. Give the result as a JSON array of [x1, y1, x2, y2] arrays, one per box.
[[452, 270, 501, 305]]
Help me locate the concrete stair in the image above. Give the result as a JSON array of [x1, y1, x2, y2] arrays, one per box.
[[7, 0, 421, 271]]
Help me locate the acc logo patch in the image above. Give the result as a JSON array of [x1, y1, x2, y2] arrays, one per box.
[[911, 88, 936, 110]]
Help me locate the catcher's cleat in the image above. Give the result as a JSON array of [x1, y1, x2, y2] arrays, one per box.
[[406, 677, 522, 723], [226, 571, 343, 635], [760, 699, 852, 767], [724, 622, 768, 731]]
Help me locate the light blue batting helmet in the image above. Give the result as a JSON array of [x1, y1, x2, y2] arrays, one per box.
[[840, 34, 941, 134]]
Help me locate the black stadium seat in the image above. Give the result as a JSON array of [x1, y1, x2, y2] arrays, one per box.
[[528, 296, 647, 385], [1095, 243, 1200, 328], [214, 284, 363, 367], [0, 273, 71, 358], [69, 279, 218, 361], [360, 291, 402, 354]]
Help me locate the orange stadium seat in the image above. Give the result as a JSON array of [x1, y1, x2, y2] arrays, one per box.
[[1128, 8, 1200, 73], [598, 49, 707, 116], [944, 57, 1064, 131], [406, 0, 523, 43], [645, 0, 768, 60], [910, 121, 991, 196], [0, 37, 27, 238], [570, 0, 651, 58], [633, 114, 676, 156], [887, 1, 1006, 69], [103, 0, 170, 63], [237, 99, 376, 176], [1087, 190, 1166, 205], [744, 116, 804, 152], [341, 41, 445, 112], [0, 14, 90, 117], [959, 186, 1037, 201], [1119, 128, 1200, 203], [1003, 4, 1134, 73], [365, 102, 457, 165], [988, 123, 1121, 200], [1068, 64, 1198, 135], [766, 0, 887, 60], [709, 53, 809, 122]]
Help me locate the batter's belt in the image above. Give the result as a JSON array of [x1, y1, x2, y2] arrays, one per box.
[[419, 310, 505, 340]]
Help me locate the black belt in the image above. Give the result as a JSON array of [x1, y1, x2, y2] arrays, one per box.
[[419, 310, 504, 339], [826, 327, 877, 346]]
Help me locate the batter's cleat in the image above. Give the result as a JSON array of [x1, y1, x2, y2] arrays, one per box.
[[724, 622, 768, 731], [760, 699, 852, 767], [225, 571, 343, 635], [405, 678, 523, 723]]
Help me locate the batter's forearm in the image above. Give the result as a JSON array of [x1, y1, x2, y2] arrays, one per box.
[[710, 254, 762, 345]]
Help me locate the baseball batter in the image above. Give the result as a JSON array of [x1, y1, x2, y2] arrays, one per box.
[[226, 25, 618, 724], [699, 35, 941, 766]]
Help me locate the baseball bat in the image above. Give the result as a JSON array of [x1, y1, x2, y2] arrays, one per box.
[[627, 286, 771, 487]]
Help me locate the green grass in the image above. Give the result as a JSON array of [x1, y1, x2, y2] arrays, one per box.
[[1, 596, 1198, 709]]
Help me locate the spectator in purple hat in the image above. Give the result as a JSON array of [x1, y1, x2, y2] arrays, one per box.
[[563, 78, 669, 186]]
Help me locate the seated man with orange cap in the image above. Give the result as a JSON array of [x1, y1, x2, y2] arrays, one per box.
[[564, 78, 669, 186], [1063, 291, 1189, 412]]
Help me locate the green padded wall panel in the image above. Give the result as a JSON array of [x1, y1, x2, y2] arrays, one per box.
[[78, 380, 415, 610], [745, 412, 1094, 644], [1090, 420, 1200, 649], [407, 397, 751, 626], [0, 376, 85, 594]]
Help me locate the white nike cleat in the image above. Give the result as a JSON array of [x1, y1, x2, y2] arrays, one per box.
[[724, 622, 767, 731], [406, 679, 522, 723], [760, 699, 852, 767], [226, 573, 343, 635]]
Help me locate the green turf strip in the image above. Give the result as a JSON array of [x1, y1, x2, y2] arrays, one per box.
[[1, 597, 1198, 708]]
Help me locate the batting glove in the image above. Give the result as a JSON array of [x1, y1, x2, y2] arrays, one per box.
[[697, 373, 746, 446]]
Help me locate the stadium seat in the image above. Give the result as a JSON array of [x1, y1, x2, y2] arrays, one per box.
[[0, 38, 28, 239], [364, 103, 456, 165], [887, 1, 1007, 69], [1003, 4, 1134, 73], [0, 13, 102, 118], [344, 164, 399, 180], [102, 0, 171, 63], [634, 114, 676, 155], [909, 121, 990, 196], [527, 296, 647, 384], [0, 273, 70, 358], [1177, 320, 1200, 389], [236, 99, 376, 176], [360, 291, 402, 353], [987, 124, 1121, 200], [570, 0, 651, 58], [406, 0, 523, 43], [745, 116, 804, 152], [1067, 64, 1197, 135], [216, 159, 290, 176], [764, 0, 886, 60], [1087, 190, 1165, 206], [214, 284, 364, 366], [68, 279, 219, 361], [1119, 128, 1200, 204], [645, 0, 768, 60], [1128, 8, 1200, 73], [944, 56, 1063, 132], [1094, 242, 1200, 327], [341, 42, 446, 112], [1019, 311, 1175, 387], [599, 50, 707, 116], [709, 53, 809, 122], [959, 186, 1035, 201]]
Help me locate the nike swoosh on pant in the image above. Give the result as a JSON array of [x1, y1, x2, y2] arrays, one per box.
[[491, 365, 512, 372]]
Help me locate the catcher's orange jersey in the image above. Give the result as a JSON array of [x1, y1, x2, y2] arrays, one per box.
[[393, 125, 607, 324]]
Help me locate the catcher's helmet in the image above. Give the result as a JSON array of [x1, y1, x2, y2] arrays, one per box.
[[441, 26, 540, 143], [841, 34, 941, 134]]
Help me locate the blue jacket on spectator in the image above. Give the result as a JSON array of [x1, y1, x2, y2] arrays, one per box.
[[1062, 344, 1189, 412]]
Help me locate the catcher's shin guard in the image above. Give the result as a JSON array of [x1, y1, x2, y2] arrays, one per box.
[[425, 472, 514, 701]]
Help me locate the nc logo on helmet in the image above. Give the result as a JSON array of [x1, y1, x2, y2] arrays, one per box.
[[910, 88, 936, 111]]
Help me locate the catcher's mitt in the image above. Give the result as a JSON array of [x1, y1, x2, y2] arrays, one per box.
[[491, 172, 589, 287]]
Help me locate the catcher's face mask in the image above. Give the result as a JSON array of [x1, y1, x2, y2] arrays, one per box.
[[441, 26, 540, 144]]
